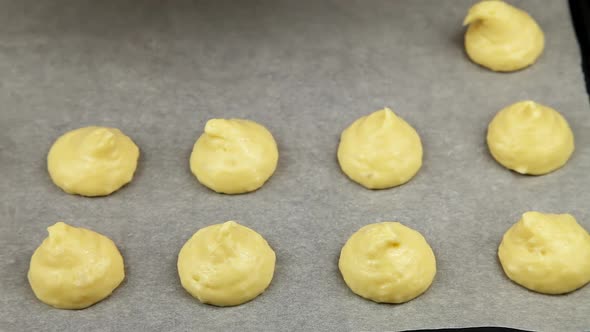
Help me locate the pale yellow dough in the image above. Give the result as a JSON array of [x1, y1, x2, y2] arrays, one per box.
[[28, 222, 125, 309], [48, 126, 140, 196], [337, 108, 423, 189], [339, 222, 436, 304], [487, 100, 574, 175], [464, 0, 545, 72], [190, 119, 279, 194], [498, 212, 590, 294], [177, 221, 276, 306]]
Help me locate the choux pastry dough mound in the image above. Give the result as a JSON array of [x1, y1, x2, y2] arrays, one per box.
[[48, 126, 140, 197], [337, 108, 423, 189], [190, 119, 279, 194], [498, 212, 590, 294], [177, 221, 276, 306], [463, 0, 544, 72], [339, 222, 436, 304], [487, 100, 574, 175], [28, 222, 125, 309]]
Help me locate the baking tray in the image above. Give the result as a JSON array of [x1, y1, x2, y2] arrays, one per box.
[[1, 0, 589, 331]]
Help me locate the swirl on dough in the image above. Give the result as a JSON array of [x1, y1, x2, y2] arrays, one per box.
[[190, 119, 278, 194], [47, 126, 140, 196], [177, 221, 276, 306], [464, 0, 544, 72], [28, 222, 125, 309], [339, 222, 436, 304], [487, 101, 574, 175], [337, 108, 423, 189], [499, 212, 590, 294]]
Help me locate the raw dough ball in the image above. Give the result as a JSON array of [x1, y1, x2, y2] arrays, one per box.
[[337, 108, 423, 189], [190, 119, 279, 194], [463, 0, 544, 72], [498, 212, 590, 294], [48, 126, 140, 196], [339, 222, 436, 304], [487, 100, 574, 175], [28, 222, 125, 309], [177, 221, 276, 306]]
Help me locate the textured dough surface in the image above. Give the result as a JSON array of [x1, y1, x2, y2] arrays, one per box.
[[339, 222, 436, 304], [337, 108, 423, 189], [28, 222, 125, 309], [177, 221, 276, 306], [464, 0, 544, 72], [47, 126, 140, 196], [190, 119, 279, 194], [498, 212, 590, 294], [487, 100, 574, 175]]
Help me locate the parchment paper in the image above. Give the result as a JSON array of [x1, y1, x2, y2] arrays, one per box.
[[1, 1, 589, 331]]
